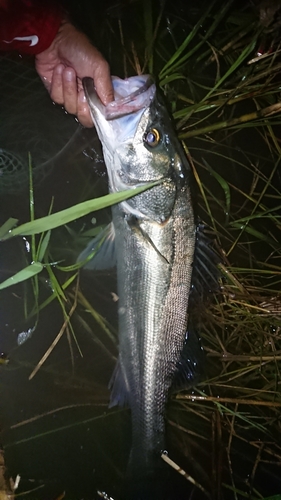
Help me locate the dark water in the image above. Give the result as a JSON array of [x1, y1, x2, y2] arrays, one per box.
[[0, 51, 127, 500], [0, 1, 281, 499]]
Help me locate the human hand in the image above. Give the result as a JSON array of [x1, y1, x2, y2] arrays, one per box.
[[35, 20, 114, 127]]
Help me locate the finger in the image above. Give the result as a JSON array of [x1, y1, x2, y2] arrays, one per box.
[[92, 59, 114, 106], [50, 63, 64, 105], [77, 90, 94, 127], [61, 67, 78, 116]]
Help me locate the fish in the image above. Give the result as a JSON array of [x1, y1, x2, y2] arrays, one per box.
[[78, 75, 214, 498]]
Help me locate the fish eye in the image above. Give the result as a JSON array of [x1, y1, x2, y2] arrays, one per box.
[[143, 128, 161, 148]]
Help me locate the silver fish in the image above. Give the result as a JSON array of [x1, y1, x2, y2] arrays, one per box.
[[80, 75, 196, 493]]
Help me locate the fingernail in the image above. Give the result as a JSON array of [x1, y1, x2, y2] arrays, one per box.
[[64, 68, 74, 82], [54, 64, 64, 75], [78, 91, 87, 103]]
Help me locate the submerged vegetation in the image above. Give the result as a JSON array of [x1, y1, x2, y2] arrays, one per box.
[[1, 0, 281, 498]]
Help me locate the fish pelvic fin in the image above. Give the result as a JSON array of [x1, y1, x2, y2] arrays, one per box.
[[77, 222, 116, 270], [108, 359, 130, 408]]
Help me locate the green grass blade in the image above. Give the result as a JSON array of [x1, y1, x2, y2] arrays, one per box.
[[45, 263, 67, 301], [3, 182, 160, 238], [0, 262, 43, 290], [202, 39, 258, 102], [202, 160, 231, 218], [0, 218, 18, 238], [143, 0, 153, 73], [261, 496, 281, 500], [159, 0, 216, 79], [230, 223, 280, 250], [28, 153, 37, 263], [37, 230, 51, 263], [27, 272, 78, 319]]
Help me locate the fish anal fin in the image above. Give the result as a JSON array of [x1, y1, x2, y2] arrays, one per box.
[[171, 325, 204, 392]]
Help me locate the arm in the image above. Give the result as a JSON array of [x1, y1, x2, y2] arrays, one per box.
[[0, 0, 63, 55], [0, 0, 114, 126]]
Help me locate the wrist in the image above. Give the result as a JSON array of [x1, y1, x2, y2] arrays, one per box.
[[0, 1, 63, 55]]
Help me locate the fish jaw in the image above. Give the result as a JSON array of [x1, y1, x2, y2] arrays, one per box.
[[83, 75, 157, 210], [83, 75, 156, 153]]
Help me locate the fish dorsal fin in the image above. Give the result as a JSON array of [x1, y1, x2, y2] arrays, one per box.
[[77, 222, 116, 270], [189, 223, 221, 305]]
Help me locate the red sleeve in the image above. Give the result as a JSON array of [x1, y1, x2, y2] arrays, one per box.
[[0, 0, 63, 55]]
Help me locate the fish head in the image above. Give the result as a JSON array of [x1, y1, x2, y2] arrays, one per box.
[[83, 75, 191, 222], [83, 74, 155, 158]]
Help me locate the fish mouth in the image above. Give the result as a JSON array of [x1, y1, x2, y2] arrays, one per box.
[[83, 75, 156, 120]]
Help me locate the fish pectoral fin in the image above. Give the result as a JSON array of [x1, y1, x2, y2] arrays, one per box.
[[128, 217, 169, 264], [108, 359, 130, 408], [142, 230, 169, 264], [77, 222, 116, 270]]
